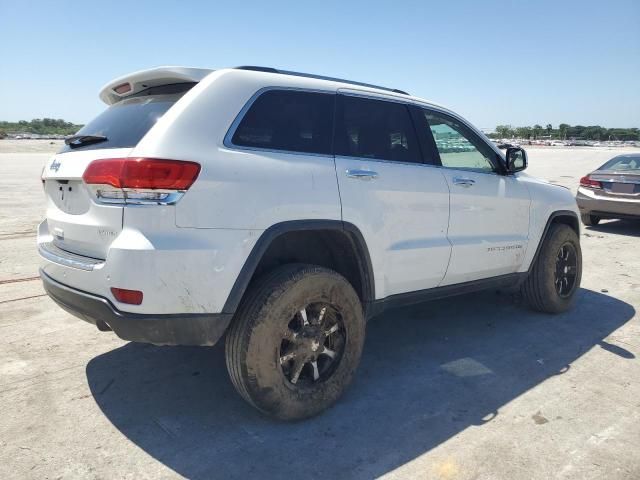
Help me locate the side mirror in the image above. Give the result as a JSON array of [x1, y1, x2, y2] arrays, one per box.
[[506, 147, 527, 173]]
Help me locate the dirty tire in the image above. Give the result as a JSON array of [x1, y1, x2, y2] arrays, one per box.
[[522, 223, 582, 313], [225, 264, 365, 420], [580, 213, 600, 226]]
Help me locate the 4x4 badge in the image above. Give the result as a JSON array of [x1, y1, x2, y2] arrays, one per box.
[[50, 160, 61, 172]]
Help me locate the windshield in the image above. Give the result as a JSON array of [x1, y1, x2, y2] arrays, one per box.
[[598, 154, 640, 172], [59, 83, 194, 153]]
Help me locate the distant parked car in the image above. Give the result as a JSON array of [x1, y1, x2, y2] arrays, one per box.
[[576, 153, 640, 225]]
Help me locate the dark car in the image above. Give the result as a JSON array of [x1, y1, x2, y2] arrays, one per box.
[[576, 153, 640, 225]]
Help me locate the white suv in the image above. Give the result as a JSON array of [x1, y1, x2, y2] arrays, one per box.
[[39, 66, 582, 420]]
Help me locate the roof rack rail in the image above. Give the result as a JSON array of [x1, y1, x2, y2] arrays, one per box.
[[234, 66, 409, 95], [235, 66, 279, 74]]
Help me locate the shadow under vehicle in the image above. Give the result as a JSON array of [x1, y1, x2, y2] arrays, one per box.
[[86, 288, 634, 479]]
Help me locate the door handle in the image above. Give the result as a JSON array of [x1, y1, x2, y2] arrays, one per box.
[[346, 169, 378, 180], [452, 177, 475, 187]]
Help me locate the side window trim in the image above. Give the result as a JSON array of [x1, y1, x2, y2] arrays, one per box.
[[223, 86, 336, 158], [421, 107, 506, 174]]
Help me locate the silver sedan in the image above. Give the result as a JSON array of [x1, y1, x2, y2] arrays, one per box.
[[576, 153, 640, 225]]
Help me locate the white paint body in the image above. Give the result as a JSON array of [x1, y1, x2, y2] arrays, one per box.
[[38, 67, 579, 315]]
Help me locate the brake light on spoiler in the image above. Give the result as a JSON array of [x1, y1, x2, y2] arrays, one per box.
[[113, 82, 132, 95], [83, 158, 201, 205]]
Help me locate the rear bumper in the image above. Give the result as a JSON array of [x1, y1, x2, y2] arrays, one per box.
[[41, 269, 232, 346], [576, 189, 640, 219], [37, 219, 261, 316]]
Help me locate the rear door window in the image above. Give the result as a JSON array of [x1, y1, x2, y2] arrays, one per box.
[[59, 83, 195, 153], [231, 90, 334, 155], [334, 95, 421, 163]]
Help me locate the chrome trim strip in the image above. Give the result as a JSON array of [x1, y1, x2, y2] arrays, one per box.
[[222, 144, 334, 159], [334, 154, 436, 169], [87, 184, 187, 205], [336, 153, 503, 176], [38, 242, 104, 271]]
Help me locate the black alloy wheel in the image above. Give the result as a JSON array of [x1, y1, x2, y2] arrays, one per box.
[[554, 242, 578, 298], [279, 303, 345, 386]]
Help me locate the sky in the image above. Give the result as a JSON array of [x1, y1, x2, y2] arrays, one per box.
[[1, 0, 638, 130]]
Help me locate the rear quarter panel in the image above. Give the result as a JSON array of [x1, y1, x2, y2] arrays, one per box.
[[132, 70, 342, 230]]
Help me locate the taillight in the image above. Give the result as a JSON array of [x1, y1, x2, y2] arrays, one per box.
[[84, 158, 200, 189], [579, 175, 602, 189], [83, 158, 200, 204], [111, 287, 143, 305]]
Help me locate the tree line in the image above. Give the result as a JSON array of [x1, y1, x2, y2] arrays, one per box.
[[490, 124, 639, 141], [0, 118, 83, 137], [2, 118, 638, 142]]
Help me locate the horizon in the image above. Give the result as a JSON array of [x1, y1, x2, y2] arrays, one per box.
[[2, 117, 640, 132], [1, 0, 638, 128]]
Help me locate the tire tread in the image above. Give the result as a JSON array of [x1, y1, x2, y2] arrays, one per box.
[[224, 263, 364, 419]]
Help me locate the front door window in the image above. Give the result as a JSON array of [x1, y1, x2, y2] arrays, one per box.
[[424, 111, 496, 172]]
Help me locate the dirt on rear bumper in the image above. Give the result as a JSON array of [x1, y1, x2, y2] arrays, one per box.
[[40, 269, 232, 346]]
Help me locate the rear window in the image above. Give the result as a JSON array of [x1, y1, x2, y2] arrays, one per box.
[[231, 90, 334, 155], [599, 155, 640, 171], [59, 83, 194, 153]]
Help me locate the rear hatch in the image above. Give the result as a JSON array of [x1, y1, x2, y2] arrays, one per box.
[[42, 85, 194, 259], [44, 148, 129, 259]]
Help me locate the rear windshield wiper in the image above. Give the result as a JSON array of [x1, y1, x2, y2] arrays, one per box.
[[65, 134, 108, 148]]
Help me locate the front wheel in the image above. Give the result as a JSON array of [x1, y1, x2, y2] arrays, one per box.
[[225, 264, 365, 420], [522, 223, 582, 313]]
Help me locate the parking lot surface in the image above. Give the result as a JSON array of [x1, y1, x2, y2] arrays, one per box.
[[1, 144, 638, 479]]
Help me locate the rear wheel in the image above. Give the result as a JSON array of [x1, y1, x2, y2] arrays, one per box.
[[225, 264, 365, 420], [580, 213, 600, 226], [522, 223, 582, 313]]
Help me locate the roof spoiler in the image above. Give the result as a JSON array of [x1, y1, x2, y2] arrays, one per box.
[[99, 66, 213, 105]]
